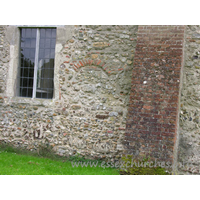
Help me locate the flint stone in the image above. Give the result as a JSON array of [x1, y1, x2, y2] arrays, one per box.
[[109, 112, 118, 117]]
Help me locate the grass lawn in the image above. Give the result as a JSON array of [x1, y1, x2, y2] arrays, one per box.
[[0, 150, 119, 175]]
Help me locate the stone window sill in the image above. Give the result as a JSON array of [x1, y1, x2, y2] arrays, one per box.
[[7, 96, 54, 107]]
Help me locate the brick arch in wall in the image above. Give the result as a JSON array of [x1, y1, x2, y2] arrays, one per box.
[[64, 59, 124, 75]]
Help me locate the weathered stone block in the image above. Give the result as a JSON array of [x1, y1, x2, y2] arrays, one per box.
[[96, 115, 109, 119], [71, 105, 81, 110], [93, 42, 109, 48]]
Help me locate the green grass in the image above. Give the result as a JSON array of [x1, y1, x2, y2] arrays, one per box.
[[0, 150, 119, 175]]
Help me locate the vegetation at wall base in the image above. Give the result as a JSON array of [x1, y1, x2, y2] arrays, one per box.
[[0, 141, 110, 164], [0, 142, 170, 175], [120, 155, 171, 175], [0, 142, 119, 175]]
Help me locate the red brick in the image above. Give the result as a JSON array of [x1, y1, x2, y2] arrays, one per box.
[[79, 61, 84, 66], [143, 105, 153, 110], [96, 60, 101, 65], [125, 25, 185, 164]]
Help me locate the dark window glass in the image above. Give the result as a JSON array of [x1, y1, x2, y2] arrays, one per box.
[[18, 28, 56, 99], [36, 28, 56, 99], [26, 29, 32, 38], [45, 39, 51, 48], [52, 29, 56, 38]]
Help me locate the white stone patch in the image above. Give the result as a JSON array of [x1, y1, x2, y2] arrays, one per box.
[[109, 112, 118, 117], [143, 81, 147, 84], [82, 84, 96, 93], [105, 84, 112, 90], [120, 34, 129, 39], [113, 59, 120, 63], [96, 83, 101, 88], [55, 43, 62, 53], [120, 57, 126, 63]]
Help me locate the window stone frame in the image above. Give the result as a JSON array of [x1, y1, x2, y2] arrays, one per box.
[[5, 25, 74, 103]]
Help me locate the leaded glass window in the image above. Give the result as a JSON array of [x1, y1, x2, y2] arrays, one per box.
[[18, 28, 56, 99]]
